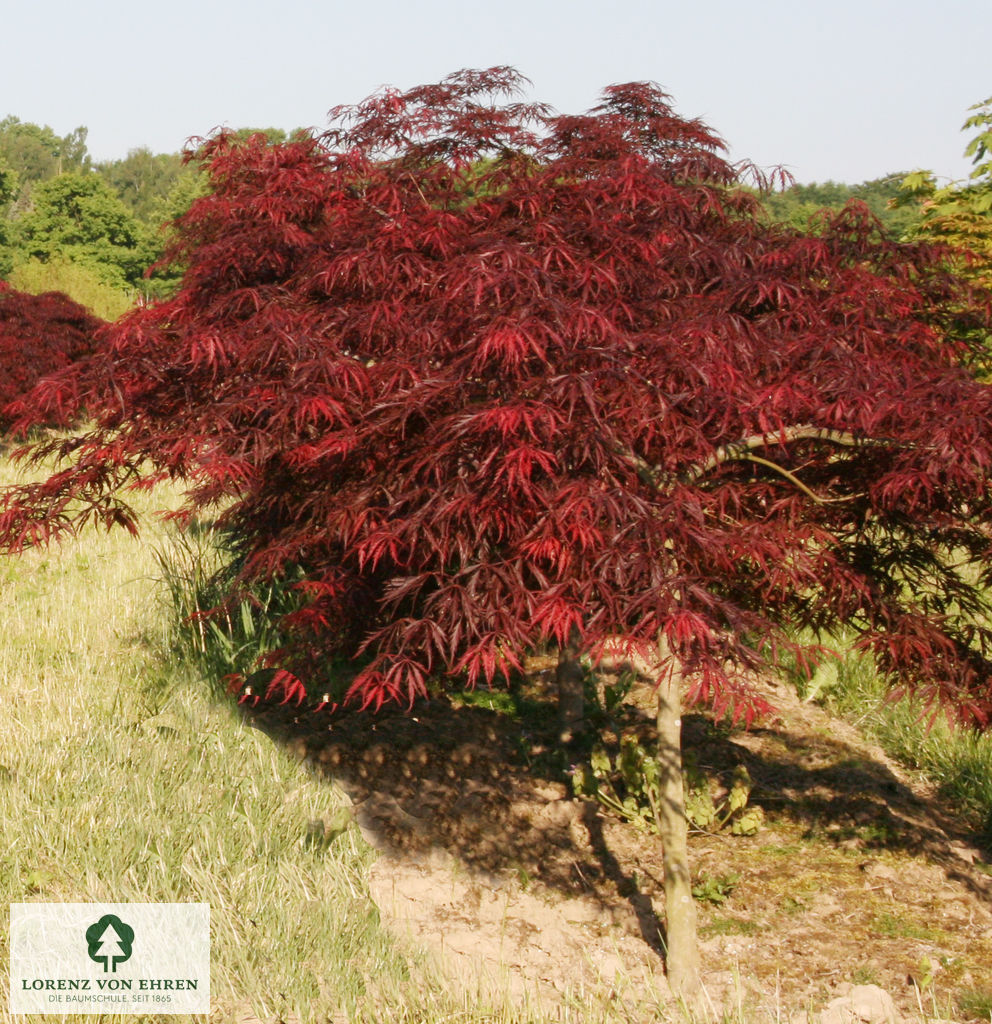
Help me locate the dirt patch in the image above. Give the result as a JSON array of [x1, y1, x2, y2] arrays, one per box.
[[244, 670, 992, 1020]]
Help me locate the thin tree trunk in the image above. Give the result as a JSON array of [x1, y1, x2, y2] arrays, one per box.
[[555, 627, 585, 744], [654, 638, 702, 1000]]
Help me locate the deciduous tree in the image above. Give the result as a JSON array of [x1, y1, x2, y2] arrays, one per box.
[[96, 147, 187, 226], [900, 96, 992, 287], [0, 117, 90, 197], [14, 172, 154, 289], [3, 69, 992, 992]]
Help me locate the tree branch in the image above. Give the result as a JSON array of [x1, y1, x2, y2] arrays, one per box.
[[612, 424, 897, 504], [732, 453, 856, 504], [683, 425, 870, 483]]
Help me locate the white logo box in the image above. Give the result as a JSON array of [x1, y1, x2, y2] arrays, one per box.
[[10, 903, 209, 1014]]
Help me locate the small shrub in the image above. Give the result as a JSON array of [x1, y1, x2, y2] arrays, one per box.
[[0, 281, 104, 430]]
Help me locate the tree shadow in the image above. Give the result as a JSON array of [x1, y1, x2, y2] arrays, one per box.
[[241, 684, 992, 947], [680, 711, 992, 896]]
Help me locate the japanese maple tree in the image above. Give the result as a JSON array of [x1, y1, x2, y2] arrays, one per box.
[[0, 281, 103, 432], [3, 68, 992, 993]]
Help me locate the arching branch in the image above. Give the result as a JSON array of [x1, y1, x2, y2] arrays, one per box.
[[614, 424, 897, 497], [683, 425, 873, 484], [731, 453, 859, 505]]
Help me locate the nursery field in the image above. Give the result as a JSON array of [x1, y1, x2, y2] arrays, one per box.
[[1, 452, 992, 1024]]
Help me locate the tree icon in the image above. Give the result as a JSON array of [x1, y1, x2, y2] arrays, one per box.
[[85, 915, 134, 972]]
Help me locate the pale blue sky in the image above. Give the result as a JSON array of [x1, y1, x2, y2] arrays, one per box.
[[4, 0, 988, 185]]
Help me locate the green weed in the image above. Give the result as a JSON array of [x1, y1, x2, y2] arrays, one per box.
[[692, 872, 741, 905], [573, 738, 764, 836]]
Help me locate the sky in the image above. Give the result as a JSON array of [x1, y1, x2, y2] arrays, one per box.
[[4, 0, 989, 186]]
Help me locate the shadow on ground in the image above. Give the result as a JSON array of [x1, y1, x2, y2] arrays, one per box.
[[240, 673, 992, 961]]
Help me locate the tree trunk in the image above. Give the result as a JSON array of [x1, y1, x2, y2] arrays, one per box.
[[555, 628, 585, 744], [654, 641, 702, 1000]]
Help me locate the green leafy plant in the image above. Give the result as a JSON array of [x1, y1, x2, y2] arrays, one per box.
[[691, 872, 740, 905], [572, 737, 661, 831], [572, 737, 764, 836], [683, 761, 764, 835]]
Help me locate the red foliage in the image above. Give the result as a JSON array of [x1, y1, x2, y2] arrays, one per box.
[[0, 282, 104, 431], [4, 69, 992, 725]]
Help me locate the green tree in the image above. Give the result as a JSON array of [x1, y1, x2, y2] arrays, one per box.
[[0, 157, 18, 276], [96, 147, 186, 226], [0, 159, 16, 208], [14, 172, 154, 289], [763, 175, 920, 238], [228, 126, 313, 147], [896, 98, 992, 377], [900, 96, 992, 288], [0, 117, 90, 198]]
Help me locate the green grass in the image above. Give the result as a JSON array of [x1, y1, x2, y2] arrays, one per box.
[[833, 654, 992, 839], [784, 629, 992, 841], [698, 917, 762, 939], [870, 911, 944, 943], [957, 987, 992, 1022], [0, 468, 403, 1022]]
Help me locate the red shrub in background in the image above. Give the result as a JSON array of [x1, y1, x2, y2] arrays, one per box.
[[2, 68, 992, 726], [0, 282, 104, 431]]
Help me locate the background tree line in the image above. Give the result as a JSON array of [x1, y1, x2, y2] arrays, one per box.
[[1, 104, 989, 329], [0, 118, 304, 319]]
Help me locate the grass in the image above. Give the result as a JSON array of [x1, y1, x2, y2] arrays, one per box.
[[0, 461, 569, 1024], [869, 910, 945, 943], [0, 466, 404, 1023], [958, 987, 992, 1022], [698, 918, 762, 939], [832, 654, 992, 839], [784, 629, 992, 841]]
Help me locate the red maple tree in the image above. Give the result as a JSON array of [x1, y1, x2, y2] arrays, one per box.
[[3, 68, 992, 992], [0, 282, 104, 432], [8, 69, 989, 719]]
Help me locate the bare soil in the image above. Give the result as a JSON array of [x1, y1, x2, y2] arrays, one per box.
[[244, 667, 992, 1022]]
